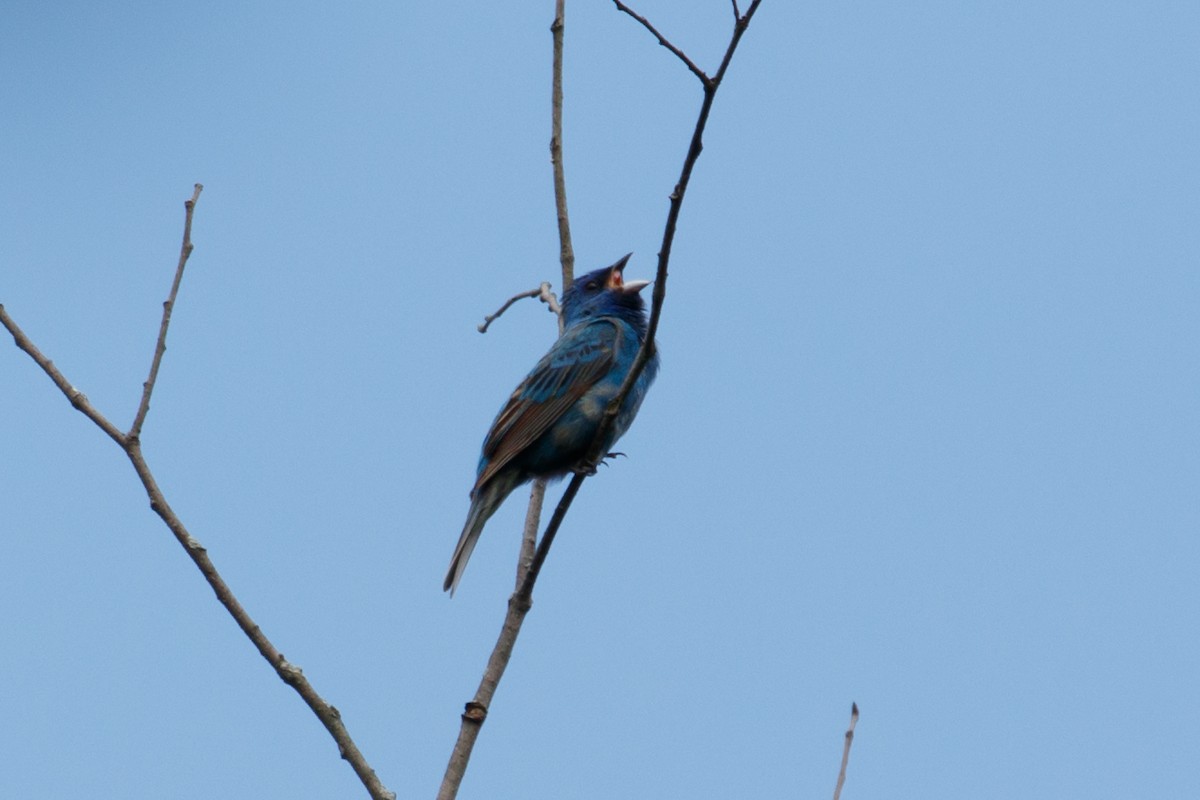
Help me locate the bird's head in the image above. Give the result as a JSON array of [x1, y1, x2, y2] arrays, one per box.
[[561, 253, 651, 329]]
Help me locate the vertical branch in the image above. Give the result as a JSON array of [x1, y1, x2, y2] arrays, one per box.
[[515, 479, 546, 588], [440, 4, 580, 799], [518, 0, 573, 609], [516, 0, 573, 599], [550, 0, 575, 290]]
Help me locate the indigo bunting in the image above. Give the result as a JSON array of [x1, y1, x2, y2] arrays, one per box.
[[445, 254, 659, 594]]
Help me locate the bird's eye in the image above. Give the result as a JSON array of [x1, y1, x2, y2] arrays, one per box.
[[585, 281, 599, 291]]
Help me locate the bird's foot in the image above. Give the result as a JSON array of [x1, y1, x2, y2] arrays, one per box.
[[570, 453, 626, 477]]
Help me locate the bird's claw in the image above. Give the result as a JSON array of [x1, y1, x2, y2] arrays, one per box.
[[570, 452, 627, 477]]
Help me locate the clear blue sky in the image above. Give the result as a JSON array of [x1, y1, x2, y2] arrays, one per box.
[[3, 2, 1198, 798]]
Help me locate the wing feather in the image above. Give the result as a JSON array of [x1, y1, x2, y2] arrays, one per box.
[[474, 320, 618, 491]]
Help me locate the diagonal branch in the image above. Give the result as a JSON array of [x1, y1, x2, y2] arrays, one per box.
[[2, 189, 395, 800], [129, 182, 203, 440], [0, 307, 127, 447], [613, 1, 710, 85], [600, 0, 761, 447]]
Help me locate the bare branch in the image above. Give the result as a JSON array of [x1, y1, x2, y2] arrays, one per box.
[[129, 183, 203, 440], [123, 440, 395, 800], [833, 702, 860, 800], [3, 188, 395, 800], [613, 1, 710, 85], [477, 287, 540, 332], [440, 4, 577, 796], [477, 282, 560, 333], [550, 0, 576, 289], [0, 307, 127, 447]]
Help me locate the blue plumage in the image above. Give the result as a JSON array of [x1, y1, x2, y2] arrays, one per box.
[[445, 254, 659, 594]]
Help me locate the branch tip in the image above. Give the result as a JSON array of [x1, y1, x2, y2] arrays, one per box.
[[128, 185, 203, 439], [833, 701, 859, 800]]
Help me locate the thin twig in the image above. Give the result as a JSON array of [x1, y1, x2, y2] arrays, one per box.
[[478, 287, 541, 333], [613, 1, 711, 85], [2, 190, 395, 800], [833, 703, 860, 800], [477, 282, 560, 333], [550, 0, 575, 289], [129, 182, 202, 440]]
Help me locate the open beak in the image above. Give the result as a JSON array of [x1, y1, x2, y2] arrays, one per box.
[[607, 252, 651, 293]]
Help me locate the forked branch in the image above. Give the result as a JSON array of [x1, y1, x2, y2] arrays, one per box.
[[1, 190, 395, 800], [439, 3, 763, 797]]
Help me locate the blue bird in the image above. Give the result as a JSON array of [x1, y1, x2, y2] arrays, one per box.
[[445, 253, 659, 594]]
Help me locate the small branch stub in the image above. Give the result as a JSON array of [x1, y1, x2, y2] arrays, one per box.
[[462, 701, 488, 724]]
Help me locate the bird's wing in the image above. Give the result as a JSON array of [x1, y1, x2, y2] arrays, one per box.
[[474, 319, 620, 492]]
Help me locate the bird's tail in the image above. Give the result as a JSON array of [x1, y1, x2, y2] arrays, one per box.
[[444, 473, 522, 595]]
